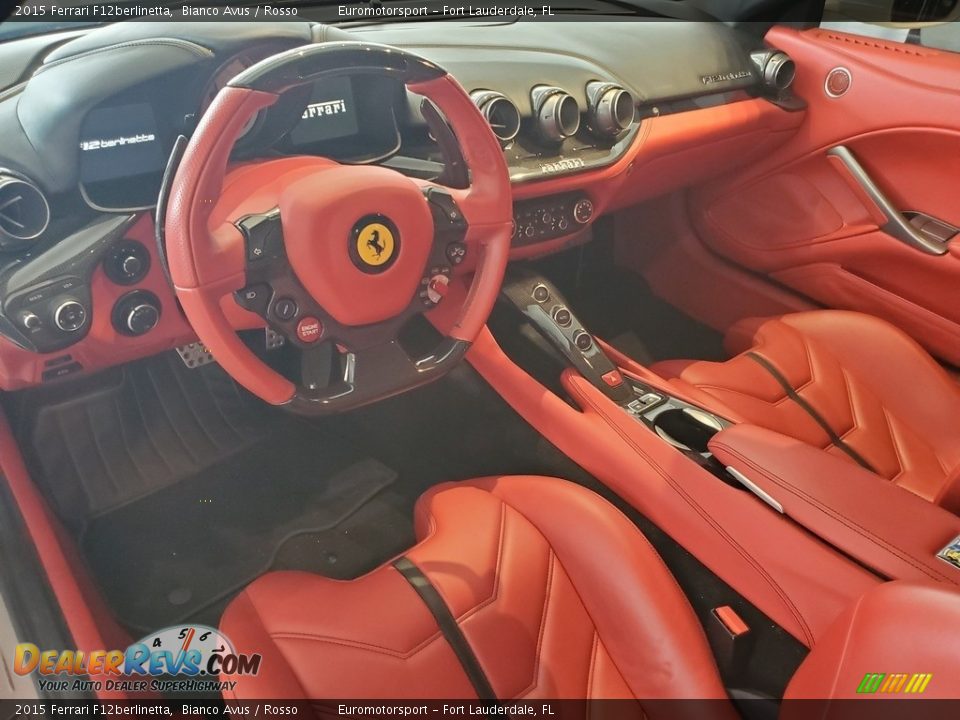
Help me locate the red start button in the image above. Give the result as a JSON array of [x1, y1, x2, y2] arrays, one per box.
[[296, 316, 323, 343]]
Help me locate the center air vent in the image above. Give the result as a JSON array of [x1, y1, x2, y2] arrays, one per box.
[[0, 174, 50, 248], [470, 90, 521, 143]]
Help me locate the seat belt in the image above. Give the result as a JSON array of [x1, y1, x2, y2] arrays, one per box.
[[393, 557, 497, 701]]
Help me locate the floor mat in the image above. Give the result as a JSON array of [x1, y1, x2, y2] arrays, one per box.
[[21, 353, 273, 534], [80, 421, 397, 632]]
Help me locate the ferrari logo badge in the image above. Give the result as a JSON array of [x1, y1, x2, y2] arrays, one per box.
[[937, 534, 960, 571], [353, 219, 397, 271]]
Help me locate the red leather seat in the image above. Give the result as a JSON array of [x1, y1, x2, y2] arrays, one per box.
[[782, 581, 960, 706], [219, 474, 960, 704], [653, 311, 960, 513], [218, 475, 735, 704]]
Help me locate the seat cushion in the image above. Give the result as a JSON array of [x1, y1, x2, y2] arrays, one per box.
[[783, 581, 960, 704], [219, 475, 734, 707], [652, 311, 960, 511]]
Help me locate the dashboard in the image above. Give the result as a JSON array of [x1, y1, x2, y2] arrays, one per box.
[[0, 20, 803, 390]]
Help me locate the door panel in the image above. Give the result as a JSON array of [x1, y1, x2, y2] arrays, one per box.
[[690, 27, 960, 364]]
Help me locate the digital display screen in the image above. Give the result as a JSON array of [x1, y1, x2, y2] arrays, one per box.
[[288, 76, 359, 147], [79, 102, 165, 184]]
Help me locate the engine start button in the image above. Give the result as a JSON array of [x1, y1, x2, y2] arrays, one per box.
[[296, 316, 323, 343]]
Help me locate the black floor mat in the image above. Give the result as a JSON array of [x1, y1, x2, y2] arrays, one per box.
[[19, 353, 273, 534], [80, 420, 396, 632]]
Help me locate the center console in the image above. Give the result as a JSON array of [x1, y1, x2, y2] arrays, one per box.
[[499, 272, 731, 460], [495, 271, 960, 606]]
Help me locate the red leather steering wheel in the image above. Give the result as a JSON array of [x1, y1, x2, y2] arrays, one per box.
[[165, 42, 512, 414]]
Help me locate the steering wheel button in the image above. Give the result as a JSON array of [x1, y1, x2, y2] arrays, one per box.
[[296, 317, 323, 344], [238, 211, 284, 263], [273, 297, 298, 322], [427, 274, 450, 304], [237, 284, 272, 315], [446, 243, 467, 265]]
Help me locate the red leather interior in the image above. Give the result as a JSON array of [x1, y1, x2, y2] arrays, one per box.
[[654, 311, 960, 512], [783, 581, 960, 703], [709, 424, 960, 586], [219, 476, 735, 707], [443, 312, 882, 647], [689, 27, 960, 364]]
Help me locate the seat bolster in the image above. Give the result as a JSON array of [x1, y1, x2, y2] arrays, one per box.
[[783, 581, 960, 703], [424, 476, 734, 705], [723, 316, 773, 356], [219, 589, 308, 700], [934, 465, 960, 516]]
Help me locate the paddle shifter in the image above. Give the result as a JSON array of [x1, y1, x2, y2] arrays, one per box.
[[500, 273, 633, 402]]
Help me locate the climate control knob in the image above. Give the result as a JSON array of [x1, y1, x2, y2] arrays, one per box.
[[54, 300, 87, 333], [112, 291, 161, 337], [104, 240, 151, 285]]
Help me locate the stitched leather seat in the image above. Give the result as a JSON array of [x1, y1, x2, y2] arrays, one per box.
[[218, 475, 735, 705], [218, 475, 960, 704], [652, 311, 960, 513]]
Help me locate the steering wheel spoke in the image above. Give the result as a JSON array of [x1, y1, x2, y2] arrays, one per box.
[[289, 337, 469, 414]]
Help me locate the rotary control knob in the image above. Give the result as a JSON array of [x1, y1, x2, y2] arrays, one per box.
[[54, 300, 87, 333], [573, 330, 594, 351], [21, 312, 41, 331], [104, 240, 151, 285], [125, 304, 160, 336], [573, 198, 594, 225], [112, 291, 161, 337]]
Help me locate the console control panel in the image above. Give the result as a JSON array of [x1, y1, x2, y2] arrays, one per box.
[[512, 192, 593, 246]]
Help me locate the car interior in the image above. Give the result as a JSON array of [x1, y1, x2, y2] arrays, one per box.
[[1, 1, 960, 711]]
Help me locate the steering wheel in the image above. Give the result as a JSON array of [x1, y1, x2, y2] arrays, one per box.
[[165, 42, 512, 415]]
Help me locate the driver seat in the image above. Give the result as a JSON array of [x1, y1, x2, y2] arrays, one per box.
[[218, 475, 735, 704], [219, 475, 960, 704]]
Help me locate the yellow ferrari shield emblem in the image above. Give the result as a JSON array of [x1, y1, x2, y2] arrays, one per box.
[[355, 223, 395, 268]]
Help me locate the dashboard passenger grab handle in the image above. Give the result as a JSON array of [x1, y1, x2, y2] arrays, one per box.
[[827, 145, 948, 256]]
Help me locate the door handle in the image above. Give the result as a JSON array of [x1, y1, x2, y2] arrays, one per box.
[[827, 145, 948, 256]]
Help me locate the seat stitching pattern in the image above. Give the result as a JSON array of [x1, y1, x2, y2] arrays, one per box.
[[480, 494, 638, 699], [514, 549, 556, 698], [270, 631, 444, 659], [457, 500, 508, 623], [585, 631, 599, 700], [880, 407, 907, 482]]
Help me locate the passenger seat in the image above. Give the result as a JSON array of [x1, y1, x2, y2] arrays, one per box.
[[652, 311, 960, 513]]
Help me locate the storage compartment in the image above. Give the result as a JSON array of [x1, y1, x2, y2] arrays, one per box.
[[652, 407, 723, 453]]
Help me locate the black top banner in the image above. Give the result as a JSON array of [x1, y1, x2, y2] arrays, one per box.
[[0, 0, 835, 27]]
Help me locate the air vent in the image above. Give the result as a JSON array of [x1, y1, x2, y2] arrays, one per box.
[[0, 174, 50, 247], [470, 90, 521, 143]]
